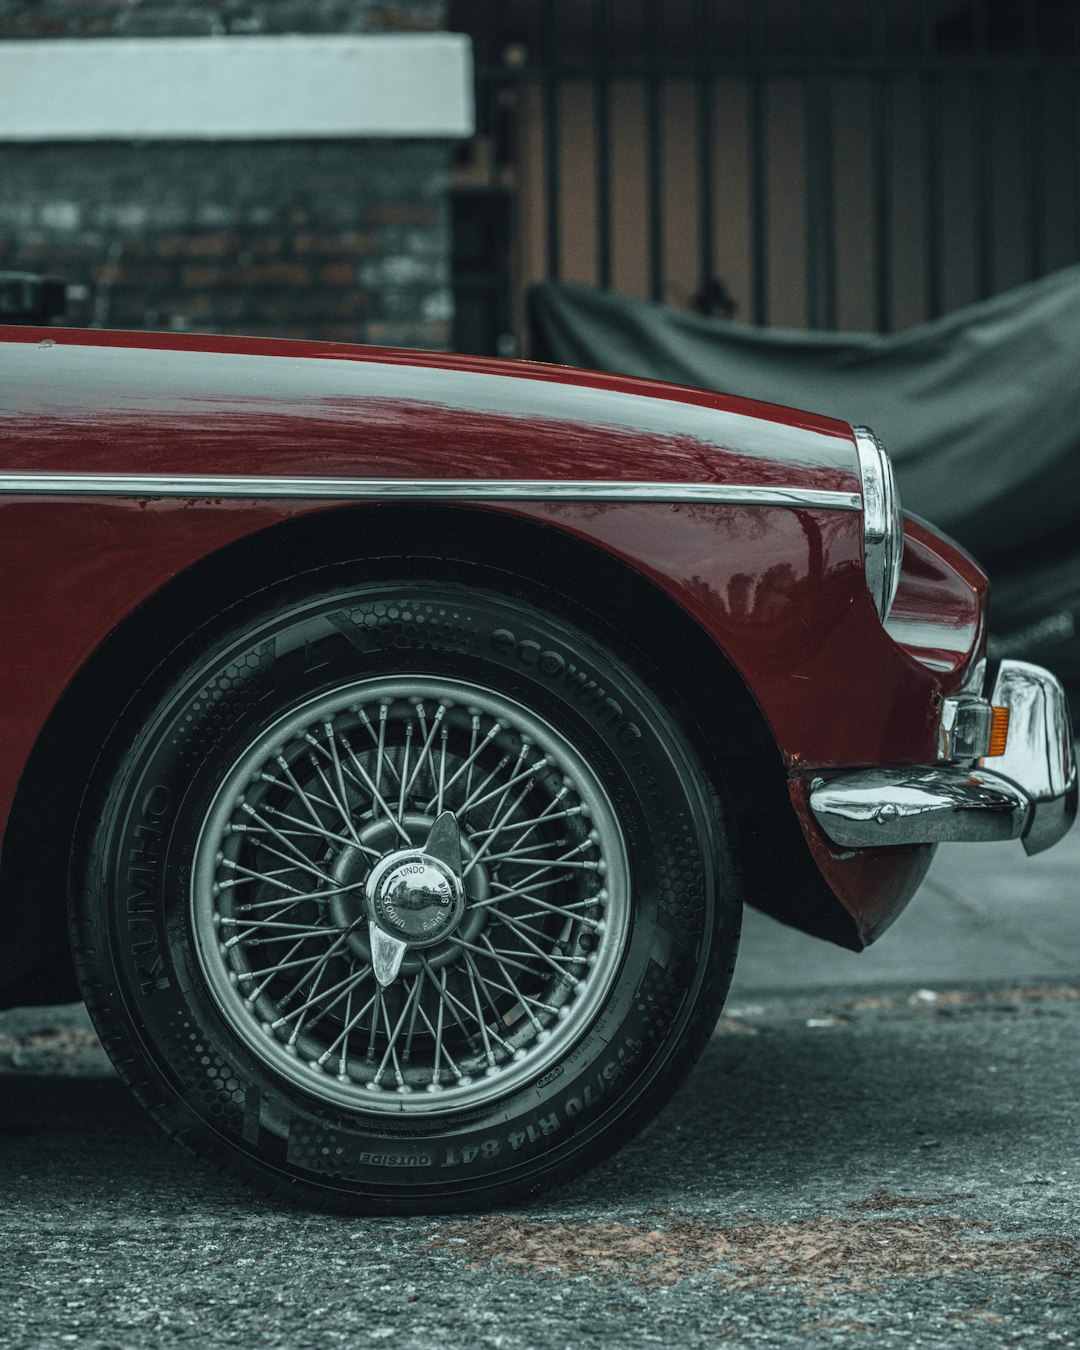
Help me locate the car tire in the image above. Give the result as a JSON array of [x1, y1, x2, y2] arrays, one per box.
[[71, 563, 741, 1213]]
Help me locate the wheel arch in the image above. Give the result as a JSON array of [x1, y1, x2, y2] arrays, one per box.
[[0, 501, 856, 1008]]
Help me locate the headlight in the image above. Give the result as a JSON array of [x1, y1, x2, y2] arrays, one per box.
[[854, 425, 904, 621]]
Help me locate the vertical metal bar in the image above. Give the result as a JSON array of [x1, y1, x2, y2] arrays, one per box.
[[646, 0, 664, 301], [871, 0, 892, 332], [695, 0, 715, 302], [920, 0, 941, 319], [803, 0, 819, 329], [808, 0, 835, 329], [972, 0, 994, 299], [491, 0, 518, 357], [820, 0, 837, 329], [542, 0, 560, 281], [748, 0, 768, 325], [799, 0, 837, 329], [819, 35, 836, 328], [593, 0, 612, 289]]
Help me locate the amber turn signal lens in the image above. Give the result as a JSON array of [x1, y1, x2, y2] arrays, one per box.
[[986, 706, 1010, 757]]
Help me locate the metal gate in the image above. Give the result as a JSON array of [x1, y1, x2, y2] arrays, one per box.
[[451, 0, 1080, 353]]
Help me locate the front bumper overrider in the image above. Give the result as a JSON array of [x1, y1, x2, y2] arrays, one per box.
[[810, 660, 1078, 856]]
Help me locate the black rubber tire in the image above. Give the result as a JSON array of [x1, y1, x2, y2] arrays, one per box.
[[71, 562, 741, 1214]]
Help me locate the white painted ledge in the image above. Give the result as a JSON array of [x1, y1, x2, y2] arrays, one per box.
[[0, 34, 474, 140]]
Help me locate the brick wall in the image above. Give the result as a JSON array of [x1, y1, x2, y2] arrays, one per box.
[[0, 1, 446, 39], [0, 1, 456, 349], [0, 142, 452, 344]]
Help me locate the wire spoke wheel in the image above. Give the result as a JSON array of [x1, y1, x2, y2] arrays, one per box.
[[76, 576, 738, 1211], [192, 676, 631, 1114]]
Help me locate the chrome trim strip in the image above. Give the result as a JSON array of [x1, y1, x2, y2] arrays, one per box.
[[853, 424, 903, 620], [0, 472, 864, 510], [852, 427, 890, 543]]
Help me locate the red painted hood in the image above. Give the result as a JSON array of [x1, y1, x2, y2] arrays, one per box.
[[0, 326, 862, 495]]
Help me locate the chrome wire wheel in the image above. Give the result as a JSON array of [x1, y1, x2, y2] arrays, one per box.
[[191, 676, 631, 1114]]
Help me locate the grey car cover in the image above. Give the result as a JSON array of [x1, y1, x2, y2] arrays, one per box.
[[529, 272, 1080, 706]]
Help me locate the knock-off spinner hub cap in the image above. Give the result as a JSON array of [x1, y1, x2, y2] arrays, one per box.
[[190, 674, 631, 1116], [365, 850, 465, 946]]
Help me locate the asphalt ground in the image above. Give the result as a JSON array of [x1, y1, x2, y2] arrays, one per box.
[[1, 829, 1077, 1350]]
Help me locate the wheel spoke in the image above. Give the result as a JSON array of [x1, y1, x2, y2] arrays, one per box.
[[259, 803, 379, 858], [284, 957, 332, 1045], [483, 904, 569, 947], [357, 702, 401, 792], [405, 702, 445, 803], [195, 675, 627, 1113], [461, 755, 549, 818], [366, 985, 383, 1061], [269, 754, 334, 831], [239, 931, 336, 948], [461, 946, 521, 1032], [222, 863, 368, 909], [315, 981, 379, 1069], [268, 920, 362, 1005], [269, 958, 371, 1030], [462, 776, 551, 876], [478, 934, 558, 1021], [455, 752, 511, 818], [396, 722, 414, 822], [486, 876, 577, 903], [322, 719, 364, 846], [413, 970, 463, 1085], [435, 726, 449, 815], [402, 973, 424, 1064], [467, 799, 581, 841], [372, 977, 422, 1087], [478, 895, 600, 928], [480, 914, 581, 980], [422, 714, 494, 811], [340, 735, 411, 845], [450, 934, 546, 980], [328, 983, 355, 1077], [462, 954, 498, 1067], [418, 953, 478, 1048], [495, 839, 599, 879], [218, 857, 307, 896], [239, 943, 337, 992], [304, 740, 356, 837], [476, 738, 531, 830], [220, 919, 331, 950], [235, 896, 326, 927], [237, 807, 337, 886], [481, 840, 570, 865]]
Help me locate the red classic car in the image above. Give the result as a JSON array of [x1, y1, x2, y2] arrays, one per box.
[[0, 325, 1074, 1212]]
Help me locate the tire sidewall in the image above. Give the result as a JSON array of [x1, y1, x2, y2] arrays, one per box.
[[84, 574, 734, 1208]]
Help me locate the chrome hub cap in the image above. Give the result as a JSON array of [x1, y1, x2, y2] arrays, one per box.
[[327, 812, 488, 976], [367, 849, 463, 945], [190, 676, 630, 1115]]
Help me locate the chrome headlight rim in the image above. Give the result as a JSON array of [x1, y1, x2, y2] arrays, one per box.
[[854, 425, 904, 621]]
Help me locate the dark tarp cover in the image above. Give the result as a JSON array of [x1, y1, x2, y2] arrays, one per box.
[[529, 273, 1080, 708]]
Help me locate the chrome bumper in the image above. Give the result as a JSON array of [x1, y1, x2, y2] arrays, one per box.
[[810, 660, 1077, 855]]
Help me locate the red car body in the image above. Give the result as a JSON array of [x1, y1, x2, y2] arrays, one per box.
[[0, 325, 996, 1007]]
